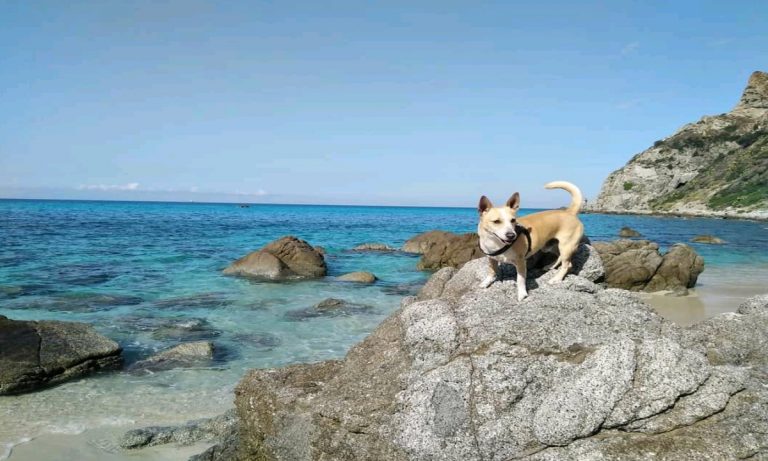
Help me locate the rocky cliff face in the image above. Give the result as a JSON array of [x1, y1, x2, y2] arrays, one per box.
[[589, 71, 768, 219]]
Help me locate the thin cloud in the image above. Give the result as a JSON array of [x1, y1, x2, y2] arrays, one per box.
[[620, 41, 639, 56], [615, 99, 642, 110], [77, 182, 140, 191], [236, 189, 268, 197]]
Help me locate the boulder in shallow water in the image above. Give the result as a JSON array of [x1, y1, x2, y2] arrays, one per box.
[[284, 298, 374, 320], [337, 271, 378, 283], [120, 409, 237, 449], [593, 239, 704, 293], [618, 226, 642, 237], [224, 236, 327, 280], [0, 315, 122, 395], [128, 341, 214, 373], [352, 242, 397, 252]]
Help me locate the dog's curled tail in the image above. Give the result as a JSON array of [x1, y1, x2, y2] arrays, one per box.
[[545, 181, 583, 215]]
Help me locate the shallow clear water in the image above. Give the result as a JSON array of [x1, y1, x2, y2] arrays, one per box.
[[0, 199, 767, 455]]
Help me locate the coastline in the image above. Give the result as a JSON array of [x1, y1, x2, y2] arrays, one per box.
[[582, 207, 768, 222]]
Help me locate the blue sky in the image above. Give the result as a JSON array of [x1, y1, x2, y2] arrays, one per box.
[[1, 1, 766, 207]]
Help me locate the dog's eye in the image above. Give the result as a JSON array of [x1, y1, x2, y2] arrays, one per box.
[[492, 219, 501, 224], [510, 219, 516, 224]]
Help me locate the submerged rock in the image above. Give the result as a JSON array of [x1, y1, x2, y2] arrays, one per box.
[[6, 292, 143, 313], [691, 234, 726, 244], [337, 271, 378, 283], [284, 298, 375, 320], [223, 236, 327, 280], [150, 318, 222, 342], [594, 240, 704, 293], [0, 315, 122, 395], [351, 243, 397, 252], [120, 409, 237, 449], [618, 226, 641, 237], [154, 292, 232, 310], [128, 341, 214, 373]]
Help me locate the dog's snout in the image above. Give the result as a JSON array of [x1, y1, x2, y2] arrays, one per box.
[[505, 231, 517, 240]]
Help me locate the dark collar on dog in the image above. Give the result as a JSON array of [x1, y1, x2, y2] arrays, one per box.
[[481, 225, 531, 257]]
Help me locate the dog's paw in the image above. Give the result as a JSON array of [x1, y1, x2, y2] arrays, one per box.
[[517, 291, 528, 302], [480, 275, 496, 289]]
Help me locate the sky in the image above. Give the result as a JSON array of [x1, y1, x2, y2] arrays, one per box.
[[1, 1, 766, 207]]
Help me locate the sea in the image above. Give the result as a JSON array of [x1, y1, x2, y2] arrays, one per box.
[[1, 199, 767, 459]]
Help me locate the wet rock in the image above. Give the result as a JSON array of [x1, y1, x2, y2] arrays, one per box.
[[0, 315, 122, 395], [351, 243, 397, 252], [402, 230, 455, 254], [645, 243, 705, 293], [337, 271, 378, 283], [128, 341, 215, 373], [120, 409, 237, 449], [691, 234, 726, 244], [618, 226, 641, 237], [6, 292, 144, 313], [223, 236, 327, 280], [414, 232, 483, 270]]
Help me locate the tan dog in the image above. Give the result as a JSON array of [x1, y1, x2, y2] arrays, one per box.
[[477, 181, 584, 301]]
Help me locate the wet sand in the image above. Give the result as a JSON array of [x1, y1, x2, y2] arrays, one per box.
[[641, 266, 768, 326]]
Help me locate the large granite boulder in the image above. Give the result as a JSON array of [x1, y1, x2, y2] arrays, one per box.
[[0, 315, 122, 395], [593, 240, 704, 293], [192, 246, 768, 461], [403, 231, 484, 270], [223, 236, 327, 280]]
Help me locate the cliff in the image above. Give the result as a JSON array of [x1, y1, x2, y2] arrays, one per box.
[[589, 71, 768, 219]]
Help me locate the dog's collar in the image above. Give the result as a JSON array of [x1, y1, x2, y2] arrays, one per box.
[[481, 224, 531, 257]]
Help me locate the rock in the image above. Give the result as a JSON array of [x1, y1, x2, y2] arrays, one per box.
[[337, 271, 378, 283], [402, 230, 455, 254], [618, 226, 641, 237], [120, 409, 236, 449], [0, 315, 122, 395], [645, 243, 705, 292], [284, 298, 375, 320], [149, 318, 222, 342], [314, 246, 326, 256], [593, 240, 704, 292], [352, 243, 396, 252], [201, 266, 767, 461], [587, 71, 768, 220], [128, 341, 215, 373], [691, 234, 726, 244], [402, 231, 483, 270], [223, 236, 327, 279], [6, 292, 144, 313]]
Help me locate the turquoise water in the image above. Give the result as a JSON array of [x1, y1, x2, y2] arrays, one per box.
[[1, 199, 767, 454]]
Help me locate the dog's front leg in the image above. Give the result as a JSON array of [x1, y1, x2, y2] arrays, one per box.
[[514, 257, 528, 301], [480, 257, 499, 288]]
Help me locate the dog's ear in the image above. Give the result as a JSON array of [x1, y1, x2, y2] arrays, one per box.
[[506, 192, 520, 210], [478, 196, 493, 214]]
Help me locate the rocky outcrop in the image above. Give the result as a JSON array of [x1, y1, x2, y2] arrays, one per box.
[[588, 71, 768, 220], [193, 255, 768, 460], [128, 341, 215, 373], [337, 271, 378, 283], [223, 236, 327, 280], [0, 315, 122, 395], [593, 240, 704, 294], [120, 409, 237, 449], [403, 230, 484, 270]]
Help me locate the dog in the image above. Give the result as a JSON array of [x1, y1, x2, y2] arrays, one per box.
[[477, 181, 584, 301]]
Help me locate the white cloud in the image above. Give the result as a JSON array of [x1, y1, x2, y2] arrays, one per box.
[[77, 182, 140, 191], [236, 189, 268, 196], [620, 41, 639, 56]]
